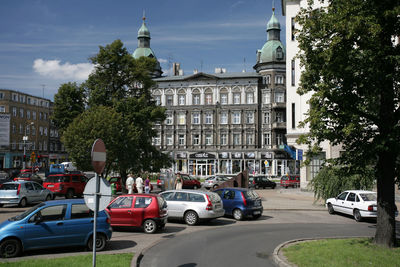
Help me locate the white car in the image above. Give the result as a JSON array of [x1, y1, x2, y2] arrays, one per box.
[[326, 190, 378, 222]]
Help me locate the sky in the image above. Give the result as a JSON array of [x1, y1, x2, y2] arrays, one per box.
[[0, 0, 285, 101]]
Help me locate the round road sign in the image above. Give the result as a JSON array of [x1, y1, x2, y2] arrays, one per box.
[[83, 176, 112, 211], [91, 139, 106, 174]]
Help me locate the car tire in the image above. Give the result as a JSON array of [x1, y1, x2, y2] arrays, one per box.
[[143, 219, 157, 234], [354, 209, 362, 222], [45, 194, 52, 201], [0, 238, 22, 258], [19, 198, 27, 208], [213, 184, 218, 189], [253, 214, 261, 220], [65, 189, 74, 199], [87, 233, 107, 251], [233, 208, 243, 221], [327, 203, 335, 214], [184, 210, 199, 225], [255, 185, 259, 189], [193, 185, 198, 190], [0, 204, 3, 208], [272, 185, 276, 189]]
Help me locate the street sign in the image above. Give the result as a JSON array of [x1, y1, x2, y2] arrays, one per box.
[[91, 139, 106, 174], [297, 149, 303, 161], [83, 176, 112, 211], [264, 160, 269, 167]]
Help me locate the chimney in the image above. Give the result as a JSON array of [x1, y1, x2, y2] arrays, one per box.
[[172, 63, 181, 76]]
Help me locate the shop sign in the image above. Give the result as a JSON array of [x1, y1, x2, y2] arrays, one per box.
[[244, 152, 255, 159], [232, 152, 243, 159], [189, 152, 216, 159], [218, 152, 230, 159], [176, 152, 187, 159], [261, 152, 273, 159], [274, 152, 287, 159]]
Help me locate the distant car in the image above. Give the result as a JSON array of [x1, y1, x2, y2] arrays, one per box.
[[43, 173, 88, 198], [159, 190, 224, 225], [0, 181, 53, 208], [106, 193, 168, 234], [280, 175, 300, 188], [109, 177, 123, 193], [14, 173, 43, 185], [0, 171, 11, 185], [325, 190, 399, 222], [249, 176, 276, 189], [180, 174, 201, 189], [214, 188, 263, 220], [203, 176, 231, 190], [0, 199, 112, 258]]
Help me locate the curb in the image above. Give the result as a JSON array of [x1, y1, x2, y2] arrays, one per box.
[[131, 237, 167, 267], [272, 236, 370, 267]]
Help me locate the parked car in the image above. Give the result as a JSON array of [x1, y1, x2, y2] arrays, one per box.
[[159, 190, 224, 225], [0, 171, 11, 185], [214, 188, 263, 220], [280, 175, 300, 188], [249, 176, 276, 189], [326, 190, 383, 222], [180, 174, 201, 189], [0, 199, 112, 258], [14, 173, 43, 185], [109, 177, 123, 193], [106, 193, 168, 233], [0, 181, 54, 208], [203, 176, 231, 190], [43, 173, 88, 198]]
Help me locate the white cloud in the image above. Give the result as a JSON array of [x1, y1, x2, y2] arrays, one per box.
[[33, 59, 94, 81], [158, 58, 168, 63]]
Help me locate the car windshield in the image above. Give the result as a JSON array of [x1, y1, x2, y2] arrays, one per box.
[[281, 176, 288, 181], [9, 203, 45, 221], [0, 183, 19, 190], [19, 173, 31, 178], [207, 193, 221, 203], [243, 190, 259, 200], [157, 196, 167, 209], [45, 176, 69, 183], [359, 193, 377, 201]]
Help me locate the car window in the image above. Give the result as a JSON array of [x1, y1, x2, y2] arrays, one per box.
[[188, 193, 205, 202], [214, 190, 224, 198], [359, 193, 377, 201], [172, 192, 188, 201], [223, 190, 235, 200], [281, 176, 288, 181], [248, 177, 254, 182], [29, 204, 67, 222], [32, 183, 43, 190], [0, 183, 19, 190], [243, 190, 259, 200], [207, 193, 221, 203], [46, 176, 69, 183], [157, 196, 167, 209], [160, 192, 175, 200], [356, 195, 360, 202], [71, 176, 80, 182], [347, 193, 356, 202], [71, 204, 93, 219], [19, 173, 31, 178], [135, 197, 152, 208], [25, 182, 34, 191], [109, 196, 133, 209], [337, 192, 348, 200]]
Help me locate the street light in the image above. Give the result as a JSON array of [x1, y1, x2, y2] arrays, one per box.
[[23, 122, 34, 169]]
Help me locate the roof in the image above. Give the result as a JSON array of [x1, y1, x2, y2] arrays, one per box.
[[46, 199, 85, 205], [154, 72, 261, 82]]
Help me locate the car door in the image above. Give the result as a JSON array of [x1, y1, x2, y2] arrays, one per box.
[[222, 189, 236, 215], [132, 196, 153, 226], [107, 196, 134, 226], [23, 204, 68, 249], [342, 192, 357, 215], [24, 182, 38, 203], [171, 192, 189, 218], [65, 203, 94, 245], [160, 192, 178, 217], [334, 192, 349, 213], [32, 182, 47, 202]]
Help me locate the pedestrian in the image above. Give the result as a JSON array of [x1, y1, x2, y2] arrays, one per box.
[[145, 176, 151, 194], [126, 174, 134, 194], [136, 174, 144, 193], [157, 176, 162, 190], [174, 173, 183, 190]]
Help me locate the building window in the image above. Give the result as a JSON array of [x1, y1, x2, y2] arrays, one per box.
[[39, 126, 43, 136], [39, 112, 42, 120], [166, 95, 173, 106], [220, 134, 227, 145], [275, 75, 284, 85], [246, 112, 254, 124], [154, 95, 161, 106], [263, 75, 271, 85], [192, 112, 200, 124], [43, 141, 47, 151], [193, 134, 200, 145], [44, 127, 48, 136], [220, 112, 228, 124], [193, 94, 200, 105], [11, 141, 16, 150], [276, 133, 284, 145], [27, 110, 30, 119], [264, 133, 270, 146], [205, 113, 212, 124], [246, 92, 254, 104], [246, 133, 253, 145], [276, 47, 283, 60], [309, 153, 326, 180], [178, 113, 186, 125], [232, 112, 241, 124], [263, 93, 270, 104], [33, 111, 36, 120], [12, 107, 17, 117], [220, 93, 228, 104], [205, 134, 212, 145], [178, 134, 185, 145], [12, 124, 16, 133], [275, 92, 285, 103], [12, 94, 18, 101], [205, 93, 212, 105], [291, 59, 295, 86], [32, 126, 36, 136], [0, 92, 3, 99], [0, 106, 5, 112], [166, 135, 173, 145], [178, 94, 185, 105], [233, 133, 241, 145], [166, 113, 173, 125], [291, 17, 295, 41], [292, 103, 296, 129], [233, 93, 241, 104], [152, 136, 161, 145], [19, 124, 23, 134], [264, 112, 270, 124], [276, 112, 285, 123], [26, 125, 30, 135], [19, 108, 24, 118]]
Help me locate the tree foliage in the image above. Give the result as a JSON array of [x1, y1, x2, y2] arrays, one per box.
[[296, 0, 400, 247]]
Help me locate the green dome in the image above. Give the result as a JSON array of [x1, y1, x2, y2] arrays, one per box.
[[267, 11, 280, 31], [138, 22, 150, 38], [132, 47, 156, 59], [259, 40, 286, 63]]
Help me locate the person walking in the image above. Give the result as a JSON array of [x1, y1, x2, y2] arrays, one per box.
[[174, 173, 183, 190], [126, 174, 134, 194], [145, 176, 151, 194], [136, 175, 144, 193]]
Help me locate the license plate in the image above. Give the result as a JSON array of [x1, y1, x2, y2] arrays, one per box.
[[253, 211, 261, 215], [47, 185, 54, 187]]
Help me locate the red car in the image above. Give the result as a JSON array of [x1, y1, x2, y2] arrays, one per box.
[[106, 194, 168, 233], [14, 173, 43, 185], [280, 175, 300, 188], [109, 177, 153, 193], [180, 174, 201, 189], [43, 173, 88, 198]]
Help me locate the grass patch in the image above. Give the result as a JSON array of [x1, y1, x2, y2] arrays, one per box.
[[0, 253, 133, 267], [283, 238, 400, 267]]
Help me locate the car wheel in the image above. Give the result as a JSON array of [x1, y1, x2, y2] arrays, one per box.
[[184, 210, 199, 225], [0, 204, 3, 208], [327, 203, 335, 215], [45, 195, 52, 201], [255, 185, 259, 189], [65, 189, 74, 199], [87, 234, 107, 251], [354, 209, 362, 222], [0, 238, 21, 258], [233, 209, 243, 221], [213, 184, 218, 189], [19, 198, 27, 208], [193, 185, 198, 190], [143, 219, 157, 234], [272, 185, 276, 189]]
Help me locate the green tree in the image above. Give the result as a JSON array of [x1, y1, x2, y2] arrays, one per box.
[[52, 82, 85, 134], [296, 0, 400, 247]]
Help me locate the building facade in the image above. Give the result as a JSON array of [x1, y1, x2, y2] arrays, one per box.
[[0, 89, 66, 170]]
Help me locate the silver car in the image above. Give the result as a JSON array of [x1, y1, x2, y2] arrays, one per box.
[[159, 190, 224, 225], [0, 181, 54, 207], [203, 176, 232, 190]]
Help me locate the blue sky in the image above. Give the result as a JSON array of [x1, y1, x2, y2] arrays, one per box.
[[0, 0, 285, 100]]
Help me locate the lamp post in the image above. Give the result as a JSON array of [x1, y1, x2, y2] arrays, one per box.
[[23, 122, 34, 169]]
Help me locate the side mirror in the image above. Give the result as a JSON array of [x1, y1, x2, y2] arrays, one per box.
[[34, 213, 43, 224]]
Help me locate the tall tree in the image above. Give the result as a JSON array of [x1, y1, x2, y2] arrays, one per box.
[[296, 0, 400, 247], [52, 82, 85, 134]]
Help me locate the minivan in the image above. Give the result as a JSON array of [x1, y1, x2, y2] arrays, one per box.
[[280, 175, 300, 188]]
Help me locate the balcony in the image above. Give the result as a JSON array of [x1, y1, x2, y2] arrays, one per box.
[[271, 102, 286, 109], [272, 122, 286, 129]]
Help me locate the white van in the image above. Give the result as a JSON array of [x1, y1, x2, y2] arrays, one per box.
[[60, 162, 77, 172]]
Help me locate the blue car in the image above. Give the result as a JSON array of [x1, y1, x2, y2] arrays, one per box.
[[0, 199, 112, 258], [214, 188, 263, 220]]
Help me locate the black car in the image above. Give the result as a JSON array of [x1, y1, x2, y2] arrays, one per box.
[[249, 176, 276, 189]]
